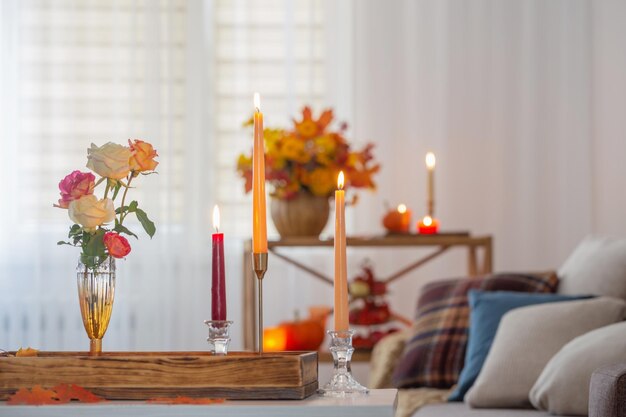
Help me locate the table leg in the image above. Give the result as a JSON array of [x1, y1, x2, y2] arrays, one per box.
[[483, 237, 493, 274], [468, 246, 478, 276]]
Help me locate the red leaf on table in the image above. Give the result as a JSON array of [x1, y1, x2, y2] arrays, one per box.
[[52, 384, 105, 403], [147, 396, 225, 405], [7, 386, 58, 405]]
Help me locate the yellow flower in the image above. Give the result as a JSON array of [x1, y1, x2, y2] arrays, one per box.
[[346, 152, 360, 168], [314, 134, 337, 166], [282, 136, 311, 163], [237, 154, 252, 171], [308, 168, 336, 196]]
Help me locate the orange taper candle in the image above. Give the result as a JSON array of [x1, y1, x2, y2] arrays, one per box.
[[334, 171, 348, 331], [252, 93, 267, 253]]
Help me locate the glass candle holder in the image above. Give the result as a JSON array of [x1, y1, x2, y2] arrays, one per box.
[[204, 320, 233, 355], [318, 330, 369, 397]]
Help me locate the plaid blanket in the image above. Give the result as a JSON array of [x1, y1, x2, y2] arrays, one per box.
[[392, 272, 558, 388]]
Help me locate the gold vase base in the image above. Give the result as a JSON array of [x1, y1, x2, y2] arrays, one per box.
[[89, 339, 102, 356]]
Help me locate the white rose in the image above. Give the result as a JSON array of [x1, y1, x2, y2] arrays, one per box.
[[86, 142, 132, 180], [69, 195, 115, 231]]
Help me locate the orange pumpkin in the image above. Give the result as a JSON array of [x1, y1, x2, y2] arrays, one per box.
[[263, 306, 330, 352], [382, 204, 412, 233]]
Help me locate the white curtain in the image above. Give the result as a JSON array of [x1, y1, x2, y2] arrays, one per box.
[[0, 0, 216, 351], [319, 0, 626, 315], [0, 0, 328, 352]]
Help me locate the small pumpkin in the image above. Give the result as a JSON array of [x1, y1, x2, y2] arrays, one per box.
[[263, 306, 330, 352], [382, 204, 412, 233]]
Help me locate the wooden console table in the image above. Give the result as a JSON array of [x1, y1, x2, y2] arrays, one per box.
[[242, 234, 493, 353]]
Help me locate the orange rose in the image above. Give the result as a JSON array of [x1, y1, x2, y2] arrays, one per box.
[[103, 232, 131, 258], [128, 139, 159, 173]]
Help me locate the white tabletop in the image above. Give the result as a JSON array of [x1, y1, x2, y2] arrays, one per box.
[[0, 389, 398, 417]]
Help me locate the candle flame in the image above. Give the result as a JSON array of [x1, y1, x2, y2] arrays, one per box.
[[213, 204, 220, 232], [337, 171, 345, 190], [397, 204, 407, 214], [423, 215, 433, 226], [425, 152, 436, 169], [254, 92, 261, 111]]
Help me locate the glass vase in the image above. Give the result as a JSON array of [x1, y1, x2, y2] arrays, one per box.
[[76, 256, 116, 355]]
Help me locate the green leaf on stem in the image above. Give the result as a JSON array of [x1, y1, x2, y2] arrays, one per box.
[[111, 181, 122, 201], [68, 224, 81, 238], [115, 200, 138, 215], [135, 209, 156, 238], [81, 229, 107, 267], [57, 241, 72, 246], [114, 223, 138, 239]]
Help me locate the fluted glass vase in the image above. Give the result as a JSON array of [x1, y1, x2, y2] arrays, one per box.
[[76, 256, 116, 355]]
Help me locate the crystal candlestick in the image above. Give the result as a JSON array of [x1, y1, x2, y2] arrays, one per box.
[[318, 330, 369, 396], [204, 320, 233, 355]]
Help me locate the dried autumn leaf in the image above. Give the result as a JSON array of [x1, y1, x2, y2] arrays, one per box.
[[15, 347, 39, 357], [7, 386, 58, 405], [147, 396, 225, 405], [53, 384, 105, 403]]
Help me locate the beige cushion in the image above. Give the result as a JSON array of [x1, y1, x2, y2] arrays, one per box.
[[529, 321, 626, 416], [558, 236, 626, 300], [465, 297, 626, 409], [369, 329, 412, 389]]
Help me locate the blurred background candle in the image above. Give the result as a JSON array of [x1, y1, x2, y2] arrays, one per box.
[[334, 171, 348, 331], [417, 215, 439, 234], [212, 205, 226, 321], [426, 152, 436, 216], [252, 93, 267, 253]]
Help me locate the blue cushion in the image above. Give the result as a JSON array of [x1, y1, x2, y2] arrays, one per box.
[[448, 291, 589, 401]]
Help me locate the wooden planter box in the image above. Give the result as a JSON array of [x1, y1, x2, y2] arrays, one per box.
[[0, 351, 318, 400]]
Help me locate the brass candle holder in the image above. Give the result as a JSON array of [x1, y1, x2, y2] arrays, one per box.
[[252, 252, 268, 353]]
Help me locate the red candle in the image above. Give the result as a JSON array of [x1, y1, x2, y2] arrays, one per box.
[[417, 215, 439, 234], [212, 205, 226, 321]]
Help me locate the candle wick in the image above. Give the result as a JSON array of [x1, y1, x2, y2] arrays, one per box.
[[255, 107, 260, 113]]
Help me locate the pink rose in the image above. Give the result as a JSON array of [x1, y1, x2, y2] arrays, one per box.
[[55, 170, 96, 209], [103, 232, 131, 258]]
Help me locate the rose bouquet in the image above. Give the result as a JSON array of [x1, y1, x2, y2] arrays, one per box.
[[55, 140, 158, 269], [237, 106, 380, 200]]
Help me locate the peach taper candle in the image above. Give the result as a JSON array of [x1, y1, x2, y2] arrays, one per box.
[[334, 171, 348, 332]]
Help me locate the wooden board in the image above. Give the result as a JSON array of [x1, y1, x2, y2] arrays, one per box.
[[0, 351, 318, 400]]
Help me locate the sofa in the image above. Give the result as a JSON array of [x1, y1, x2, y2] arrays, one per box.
[[368, 236, 626, 417], [370, 331, 626, 416]]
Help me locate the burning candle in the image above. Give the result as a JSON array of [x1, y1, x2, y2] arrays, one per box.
[[252, 93, 268, 253], [417, 215, 439, 234], [334, 171, 348, 332], [426, 152, 436, 217], [212, 205, 226, 321]]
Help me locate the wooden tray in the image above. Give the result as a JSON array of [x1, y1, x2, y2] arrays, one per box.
[[0, 351, 318, 400]]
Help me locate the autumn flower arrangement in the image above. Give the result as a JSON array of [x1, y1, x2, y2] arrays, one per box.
[[237, 107, 380, 200], [55, 140, 158, 269]]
